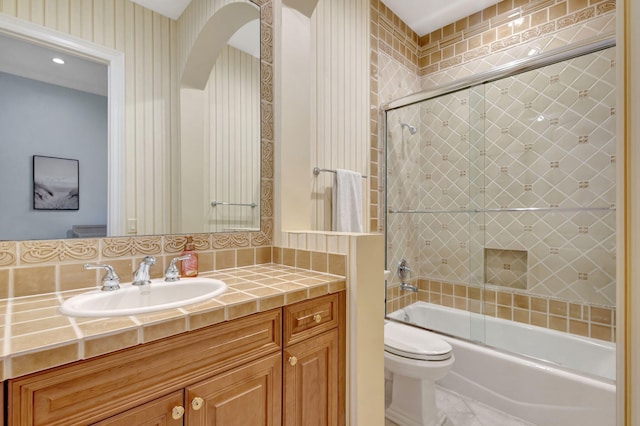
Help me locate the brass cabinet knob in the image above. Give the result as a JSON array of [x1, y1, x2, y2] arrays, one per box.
[[288, 356, 298, 366], [192, 396, 204, 410], [171, 406, 185, 420], [313, 314, 322, 323]]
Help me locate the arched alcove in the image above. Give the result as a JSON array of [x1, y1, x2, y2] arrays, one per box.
[[179, 1, 261, 233], [181, 2, 259, 90]]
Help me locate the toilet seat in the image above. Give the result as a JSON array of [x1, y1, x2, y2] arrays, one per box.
[[384, 321, 452, 361]]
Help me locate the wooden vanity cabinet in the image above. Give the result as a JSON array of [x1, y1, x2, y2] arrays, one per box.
[[283, 292, 346, 426], [7, 291, 345, 426], [8, 309, 282, 426], [91, 353, 283, 426]]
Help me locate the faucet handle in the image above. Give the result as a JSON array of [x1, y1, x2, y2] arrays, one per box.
[[397, 259, 411, 281], [84, 263, 121, 291], [164, 254, 192, 282]]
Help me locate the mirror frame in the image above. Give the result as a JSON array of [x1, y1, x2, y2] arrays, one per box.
[[0, 0, 273, 249]]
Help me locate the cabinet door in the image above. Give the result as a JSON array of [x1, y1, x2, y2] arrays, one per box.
[[186, 352, 282, 426], [284, 329, 339, 426], [91, 390, 185, 426]]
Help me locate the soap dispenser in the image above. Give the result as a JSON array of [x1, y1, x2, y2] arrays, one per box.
[[180, 236, 199, 277]]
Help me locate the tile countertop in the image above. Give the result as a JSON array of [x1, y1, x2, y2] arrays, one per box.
[[1, 263, 347, 380]]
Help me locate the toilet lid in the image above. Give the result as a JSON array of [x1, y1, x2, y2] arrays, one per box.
[[384, 321, 452, 361]]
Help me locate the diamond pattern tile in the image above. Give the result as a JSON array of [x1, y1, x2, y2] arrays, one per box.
[[386, 46, 616, 307]]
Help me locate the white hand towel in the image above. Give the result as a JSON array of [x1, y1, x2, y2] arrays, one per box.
[[332, 169, 363, 233]]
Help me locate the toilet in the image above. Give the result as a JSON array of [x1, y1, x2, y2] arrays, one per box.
[[384, 321, 455, 426]]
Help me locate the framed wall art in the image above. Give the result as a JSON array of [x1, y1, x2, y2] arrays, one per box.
[[33, 155, 79, 210]]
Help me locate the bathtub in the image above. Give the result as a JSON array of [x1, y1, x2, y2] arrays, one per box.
[[388, 302, 616, 426]]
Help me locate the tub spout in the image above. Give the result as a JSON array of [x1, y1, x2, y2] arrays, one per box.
[[400, 282, 418, 292]]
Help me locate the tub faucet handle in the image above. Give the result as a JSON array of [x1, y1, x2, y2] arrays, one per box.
[[398, 259, 417, 292], [397, 259, 411, 281]]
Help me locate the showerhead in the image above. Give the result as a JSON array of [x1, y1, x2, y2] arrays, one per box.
[[400, 122, 417, 135]]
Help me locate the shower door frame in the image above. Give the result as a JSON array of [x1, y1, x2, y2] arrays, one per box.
[[381, 34, 615, 113]]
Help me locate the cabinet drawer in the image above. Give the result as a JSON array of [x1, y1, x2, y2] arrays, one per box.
[[284, 293, 339, 346]]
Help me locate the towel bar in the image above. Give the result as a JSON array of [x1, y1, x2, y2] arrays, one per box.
[[313, 167, 368, 178], [211, 201, 257, 208]]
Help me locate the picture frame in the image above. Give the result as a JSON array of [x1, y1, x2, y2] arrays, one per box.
[[33, 155, 79, 210]]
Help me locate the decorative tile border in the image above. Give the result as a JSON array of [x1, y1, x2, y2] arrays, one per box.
[[0, 241, 346, 298], [386, 280, 616, 343], [0, 242, 17, 267], [21, 240, 99, 264], [418, 0, 615, 75]]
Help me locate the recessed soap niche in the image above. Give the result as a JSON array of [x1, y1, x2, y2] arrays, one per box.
[[484, 248, 528, 289]]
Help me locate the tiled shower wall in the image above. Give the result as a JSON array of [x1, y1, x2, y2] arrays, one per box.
[[386, 46, 616, 341], [374, 0, 617, 342]]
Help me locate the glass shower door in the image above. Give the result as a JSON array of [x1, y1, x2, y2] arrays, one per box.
[[384, 44, 616, 380]]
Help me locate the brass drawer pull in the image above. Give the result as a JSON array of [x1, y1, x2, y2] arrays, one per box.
[[313, 314, 322, 323], [172, 405, 185, 419], [289, 356, 298, 366], [192, 396, 204, 410]]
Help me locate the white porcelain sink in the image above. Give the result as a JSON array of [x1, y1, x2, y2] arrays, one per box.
[[59, 278, 227, 317]]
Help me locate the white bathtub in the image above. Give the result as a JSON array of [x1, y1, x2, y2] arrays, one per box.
[[388, 302, 616, 426]]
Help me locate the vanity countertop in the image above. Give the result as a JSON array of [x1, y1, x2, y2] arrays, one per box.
[[1, 263, 346, 380]]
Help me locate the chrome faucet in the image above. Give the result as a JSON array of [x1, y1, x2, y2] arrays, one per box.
[[164, 254, 192, 282], [132, 256, 156, 286], [84, 263, 121, 291], [398, 259, 418, 292]]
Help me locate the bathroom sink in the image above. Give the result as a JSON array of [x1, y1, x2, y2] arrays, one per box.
[[59, 278, 227, 317]]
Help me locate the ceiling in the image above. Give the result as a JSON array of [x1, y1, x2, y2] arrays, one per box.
[[381, 0, 503, 36], [131, 0, 502, 36], [0, 0, 503, 93], [0, 33, 107, 96], [130, 0, 191, 20]]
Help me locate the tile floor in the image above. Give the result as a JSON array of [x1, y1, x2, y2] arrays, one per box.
[[385, 386, 536, 426]]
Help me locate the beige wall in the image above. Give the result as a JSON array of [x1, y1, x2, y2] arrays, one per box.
[[309, 0, 370, 232], [181, 45, 261, 233], [276, 0, 371, 238], [276, 4, 312, 236]]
